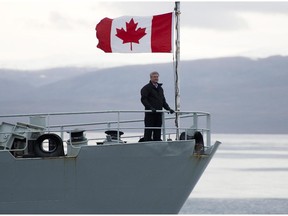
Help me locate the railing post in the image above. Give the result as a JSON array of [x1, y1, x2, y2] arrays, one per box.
[[162, 112, 166, 141], [193, 112, 198, 130], [117, 111, 120, 143], [47, 114, 50, 132], [60, 126, 64, 140], [206, 113, 211, 147]]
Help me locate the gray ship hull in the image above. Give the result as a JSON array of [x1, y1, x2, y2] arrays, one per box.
[[0, 140, 220, 214]]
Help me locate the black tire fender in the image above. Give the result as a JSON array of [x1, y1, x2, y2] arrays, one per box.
[[179, 131, 204, 153], [34, 133, 64, 157], [193, 131, 204, 153]]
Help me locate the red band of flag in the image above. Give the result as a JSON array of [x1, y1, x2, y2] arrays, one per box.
[[96, 18, 113, 52]]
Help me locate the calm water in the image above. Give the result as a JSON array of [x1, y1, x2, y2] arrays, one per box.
[[180, 133, 288, 214]]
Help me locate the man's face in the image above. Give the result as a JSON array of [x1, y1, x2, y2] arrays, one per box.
[[150, 74, 159, 84]]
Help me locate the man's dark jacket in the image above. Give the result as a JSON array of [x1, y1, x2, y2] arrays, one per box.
[[141, 81, 171, 111]]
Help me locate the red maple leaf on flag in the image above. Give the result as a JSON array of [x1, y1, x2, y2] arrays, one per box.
[[116, 18, 147, 51]]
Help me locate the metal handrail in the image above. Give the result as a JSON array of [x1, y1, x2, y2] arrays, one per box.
[[0, 110, 211, 153]]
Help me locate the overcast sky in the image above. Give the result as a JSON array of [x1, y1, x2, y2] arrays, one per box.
[[1, 0, 288, 70]]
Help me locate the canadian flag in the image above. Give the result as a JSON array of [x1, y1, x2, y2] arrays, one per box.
[[95, 12, 173, 53]]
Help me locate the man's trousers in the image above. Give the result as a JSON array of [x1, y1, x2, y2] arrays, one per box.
[[144, 112, 162, 141]]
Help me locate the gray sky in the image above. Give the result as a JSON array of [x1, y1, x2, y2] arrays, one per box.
[[1, 0, 288, 70]]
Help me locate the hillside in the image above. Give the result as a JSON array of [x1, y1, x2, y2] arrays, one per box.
[[1, 56, 287, 134]]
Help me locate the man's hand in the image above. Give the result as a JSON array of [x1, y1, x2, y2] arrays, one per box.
[[151, 108, 157, 113], [169, 109, 175, 114]]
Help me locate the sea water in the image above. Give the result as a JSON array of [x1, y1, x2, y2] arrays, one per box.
[[180, 133, 288, 214]]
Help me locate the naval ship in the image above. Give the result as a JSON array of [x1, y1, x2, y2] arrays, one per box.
[[0, 2, 221, 213], [0, 110, 220, 213]]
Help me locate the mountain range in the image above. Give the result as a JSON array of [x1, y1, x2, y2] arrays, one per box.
[[1, 55, 287, 134]]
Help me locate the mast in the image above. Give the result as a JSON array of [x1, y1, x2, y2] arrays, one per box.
[[174, 1, 180, 140]]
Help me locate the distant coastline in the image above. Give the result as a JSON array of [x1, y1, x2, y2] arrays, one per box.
[[1, 55, 288, 134]]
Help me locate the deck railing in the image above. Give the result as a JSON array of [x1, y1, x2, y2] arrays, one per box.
[[0, 110, 211, 153]]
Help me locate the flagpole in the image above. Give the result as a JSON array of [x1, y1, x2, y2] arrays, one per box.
[[174, 1, 180, 140]]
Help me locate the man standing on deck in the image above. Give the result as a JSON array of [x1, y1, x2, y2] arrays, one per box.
[[140, 71, 174, 141]]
